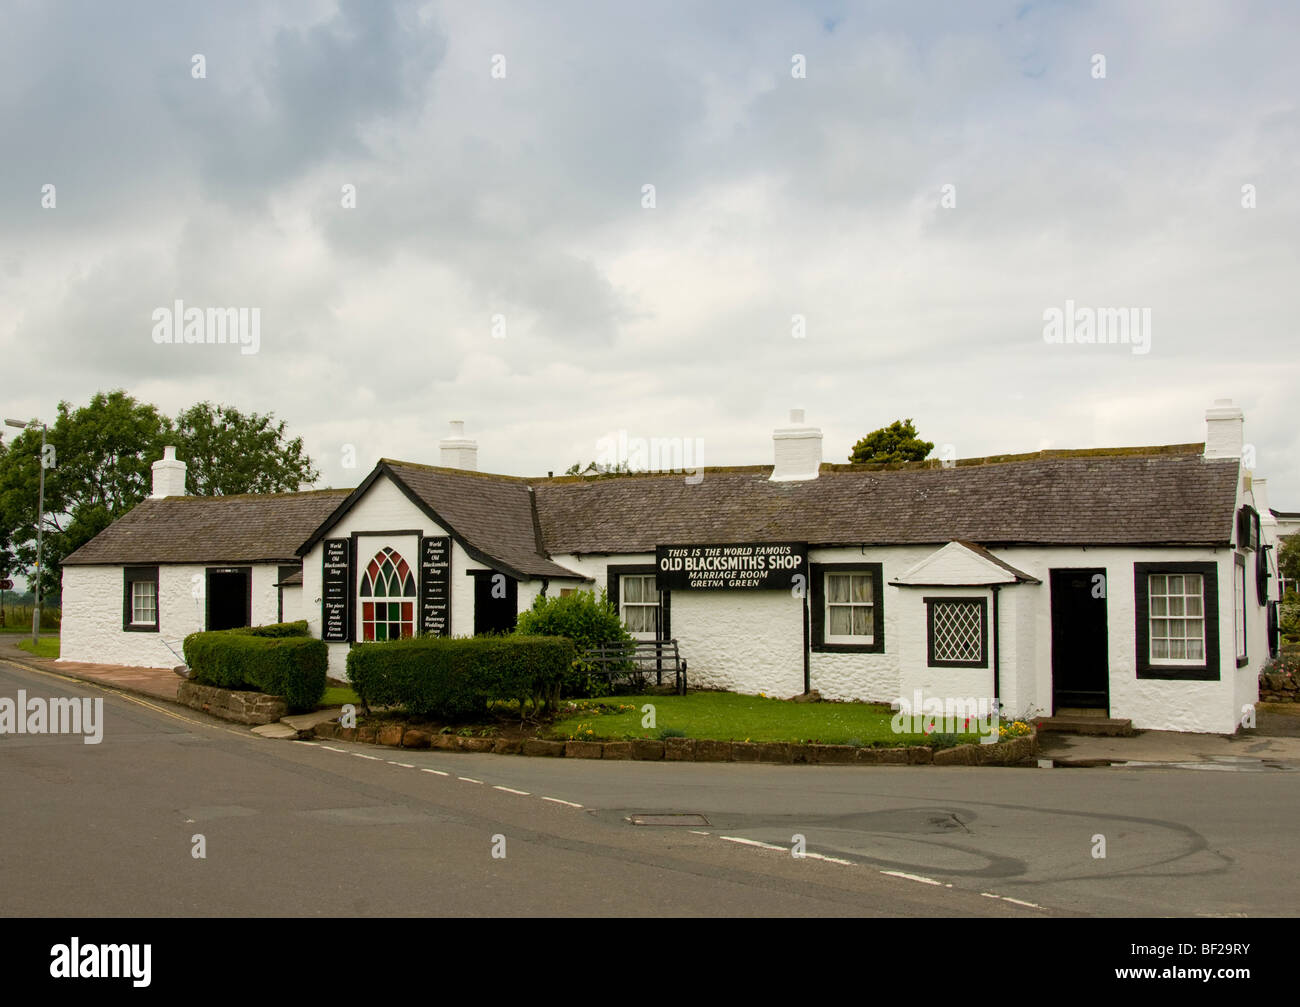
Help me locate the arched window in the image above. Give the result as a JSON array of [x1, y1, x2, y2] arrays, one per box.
[[359, 547, 417, 641]]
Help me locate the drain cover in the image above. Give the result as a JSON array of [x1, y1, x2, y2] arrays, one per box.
[[627, 813, 710, 827]]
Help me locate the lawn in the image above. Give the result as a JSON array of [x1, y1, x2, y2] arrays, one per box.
[[549, 691, 998, 746], [16, 637, 60, 659], [321, 685, 362, 708]]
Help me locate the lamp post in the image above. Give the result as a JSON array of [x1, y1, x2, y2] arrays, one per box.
[[4, 417, 47, 645]]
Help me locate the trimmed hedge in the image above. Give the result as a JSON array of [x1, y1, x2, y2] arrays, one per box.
[[183, 627, 327, 712], [231, 620, 310, 638], [347, 635, 577, 719]]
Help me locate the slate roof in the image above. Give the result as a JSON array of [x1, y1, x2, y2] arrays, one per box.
[[62, 490, 351, 565], [64, 443, 1242, 575], [531, 447, 1240, 552]]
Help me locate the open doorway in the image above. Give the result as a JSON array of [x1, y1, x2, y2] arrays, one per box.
[[1049, 568, 1109, 713], [206, 567, 251, 631]]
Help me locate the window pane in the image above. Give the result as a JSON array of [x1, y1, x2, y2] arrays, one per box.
[[829, 607, 852, 636], [1149, 574, 1166, 595], [1167, 596, 1184, 617], [375, 622, 387, 641], [1170, 639, 1186, 659], [1168, 620, 1184, 638], [1186, 640, 1204, 660], [1184, 575, 1201, 594], [828, 575, 849, 604], [852, 606, 871, 636], [1150, 596, 1167, 616], [851, 576, 872, 603], [1185, 596, 1202, 616], [1150, 618, 1167, 638], [1151, 639, 1169, 659], [1185, 618, 1203, 641], [363, 622, 374, 641], [624, 577, 642, 603]]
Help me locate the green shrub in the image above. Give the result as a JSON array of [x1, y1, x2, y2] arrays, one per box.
[[928, 732, 961, 750], [346, 635, 576, 719], [514, 588, 632, 697], [183, 630, 327, 712], [231, 620, 310, 638]]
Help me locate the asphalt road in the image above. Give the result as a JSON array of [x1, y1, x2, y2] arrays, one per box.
[[2, 657, 1296, 917]]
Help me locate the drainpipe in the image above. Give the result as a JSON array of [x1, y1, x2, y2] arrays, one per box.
[[802, 590, 811, 694], [991, 584, 1001, 705]]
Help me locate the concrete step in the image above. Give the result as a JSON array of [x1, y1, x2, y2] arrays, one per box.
[[1035, 716, 1136, 737]]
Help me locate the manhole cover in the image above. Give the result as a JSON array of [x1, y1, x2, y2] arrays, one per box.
[[627, 813, 710, 827]]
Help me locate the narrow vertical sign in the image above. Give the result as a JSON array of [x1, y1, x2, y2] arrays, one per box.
[[321, 538, 349, 642], [420, 535, 451, 636]]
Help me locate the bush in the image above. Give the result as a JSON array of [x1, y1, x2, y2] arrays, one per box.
[[346, 635, 576, 719], [183, 629, 327, 712], [1280, 590, 1300, 641], [514, 589, 632, 697], [232, 620, 310, 638]]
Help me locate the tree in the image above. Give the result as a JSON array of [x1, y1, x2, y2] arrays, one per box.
[[174, 402, 319, 495], [848, 419, 934, 464], [0, 390, 171, 601], [0, 392, 321, 600], [1279, 535, 1300, 587]]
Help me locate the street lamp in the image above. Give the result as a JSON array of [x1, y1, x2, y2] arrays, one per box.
[[4, 417, 47, 645]]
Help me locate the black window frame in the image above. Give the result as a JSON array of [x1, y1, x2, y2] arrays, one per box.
[[608, 564, 669, 640], [122, 565, 160, 633], [1134, 561, 1220, 681], [810, 563, 884, 654], [924, 595, 989, 668]]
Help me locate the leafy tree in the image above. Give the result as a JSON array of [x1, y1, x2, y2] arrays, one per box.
[[848, 418, 934, 464], [174, 402, 319, 495], [0, 392, 320, 600], [515, 588, 631, 697], [1278, 535, 1300, 587]]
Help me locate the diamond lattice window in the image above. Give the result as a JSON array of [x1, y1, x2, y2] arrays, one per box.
[[930, 600, 983, 664]]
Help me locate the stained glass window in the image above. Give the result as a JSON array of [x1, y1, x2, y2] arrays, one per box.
[[359, 547, 417, 641]]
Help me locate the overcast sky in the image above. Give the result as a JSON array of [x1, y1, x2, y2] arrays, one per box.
[[2, 0, 1297, 506]]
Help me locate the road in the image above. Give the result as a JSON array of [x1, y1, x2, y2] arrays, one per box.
[[2, 657, 1296, 917]]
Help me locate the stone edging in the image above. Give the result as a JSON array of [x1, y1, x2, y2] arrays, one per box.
[[177, 681, 287, 725], [310, 720, 1038, 766]]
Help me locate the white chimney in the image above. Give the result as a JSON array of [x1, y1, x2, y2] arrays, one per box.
[[439, 420, 478, 471], [1255, 478, 1275, 527], [1204, 399, 1244, 460], [770, 409, 822, 482], [151, 445, 187, 498]]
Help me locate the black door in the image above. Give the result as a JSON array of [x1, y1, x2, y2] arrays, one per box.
[[207, 567, 251, 631], [1050, 568, 1109, 712], [473, 571, 517, 635]]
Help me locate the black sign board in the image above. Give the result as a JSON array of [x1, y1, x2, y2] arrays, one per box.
[[419, 535, 452, 636], [321, 538, 350, 642], [656, 542, 807, 591]]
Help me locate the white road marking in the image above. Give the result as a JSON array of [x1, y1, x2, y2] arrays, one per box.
[[720, 836, 787, 852], [389, 762, 415, 768], [421, 768, 449, 776], [881, 870, 942, 886], [352, 753, 382, 761], [688, 830, 711, 835], [541, 797, 583, 808], [493, 786, 530, 795], [804, 851, 854, 866], [320, 745, 347, 753], [458, 777, 483, 784], [296, 741, 320, 746]]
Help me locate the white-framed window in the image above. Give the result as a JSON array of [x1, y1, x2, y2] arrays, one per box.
[[620, 574, 660, 639], [825, 572, 874, 643], [1148, 573, 1205, 664], [131, 580, 157, 625], [359, 546, 417, 641]]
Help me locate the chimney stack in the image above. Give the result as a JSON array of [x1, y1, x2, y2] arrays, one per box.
[[769, 409, 822, 482], [151, 446, 187, 498], [439, 420, 478, 471], [1204, 399, 1244, 460]]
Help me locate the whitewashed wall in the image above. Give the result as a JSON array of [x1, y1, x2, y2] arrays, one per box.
[[60, 562, 281, 669]]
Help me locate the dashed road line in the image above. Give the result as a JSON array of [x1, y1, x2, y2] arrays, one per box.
[[493, 786, 530, 795], [881, 870, 943, 886], [720, 836, 787, 852], [458, 776, 483, 784], [541, 797, 583, 808], [388, 761, 415, 768], [421, 768, 449, 776]]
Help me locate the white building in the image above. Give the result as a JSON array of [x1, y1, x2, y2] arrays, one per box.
[[60, 402, 1285, 734]]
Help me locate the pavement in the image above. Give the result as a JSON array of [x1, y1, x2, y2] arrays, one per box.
[[0, 633, 180, 703]]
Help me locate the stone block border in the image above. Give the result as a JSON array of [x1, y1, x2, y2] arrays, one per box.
[[178, 681, 287, 726], [310, 719, 1038, 766]]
